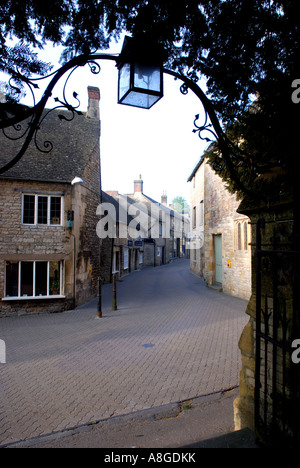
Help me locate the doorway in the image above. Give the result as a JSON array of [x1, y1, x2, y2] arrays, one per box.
[[214, 234, 222, 284]]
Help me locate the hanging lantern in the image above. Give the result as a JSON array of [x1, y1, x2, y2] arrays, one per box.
[[117, 36, 164, 110]]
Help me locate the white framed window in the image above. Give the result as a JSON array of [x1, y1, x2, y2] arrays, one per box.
[[139, 251, 143, 264], [4, 260, 64, 299], [192, 206, 196, 229], [22, 194, 63, 226], [234, 220, 251, 251], [112, 252, 119, 274], [124, 247, 129, 270], [199, 200, 204, 226]]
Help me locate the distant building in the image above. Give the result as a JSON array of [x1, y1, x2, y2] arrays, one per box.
[[188, 155, 251, 300], [99, 176, 189, 282], [0, 87, 102, 317]]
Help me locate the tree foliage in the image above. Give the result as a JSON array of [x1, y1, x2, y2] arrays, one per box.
[[172, 196, 189, 213]]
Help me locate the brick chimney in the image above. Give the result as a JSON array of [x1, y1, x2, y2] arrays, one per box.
[[134, 175, 143, 194], [87, 86, 100, 119], [161, 191, 167, 205]]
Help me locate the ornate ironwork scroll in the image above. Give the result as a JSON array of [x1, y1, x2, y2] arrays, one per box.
[[1, 51, 256, 199], [0, 54, 117, 175]]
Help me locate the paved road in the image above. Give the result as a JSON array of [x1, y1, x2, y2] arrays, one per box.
[[0, 260, 249, 446]]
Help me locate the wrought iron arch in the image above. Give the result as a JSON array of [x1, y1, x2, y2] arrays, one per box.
[[0, 51, 255, 198]]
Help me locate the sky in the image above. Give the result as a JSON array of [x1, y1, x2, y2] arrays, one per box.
[[1, 37, 211, 206]]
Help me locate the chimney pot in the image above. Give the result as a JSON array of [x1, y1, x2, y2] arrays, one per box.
[[134, 175, 143, 193], [161, 191, 167, 205], [87, 86, 100, 119]]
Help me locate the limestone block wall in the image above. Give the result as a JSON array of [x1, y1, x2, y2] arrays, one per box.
[[0, 179, 74, 316], [190, 161, 205, 277], [189, 158, 251, 300], [72, 161, 101, 307], [234, 194, 299, 446]]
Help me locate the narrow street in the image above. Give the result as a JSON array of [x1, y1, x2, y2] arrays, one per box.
[[0, 259, 249, 447]]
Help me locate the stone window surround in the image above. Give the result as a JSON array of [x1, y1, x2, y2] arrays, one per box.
[[234, 218, 251, 251], [20, 190, 65, 227]]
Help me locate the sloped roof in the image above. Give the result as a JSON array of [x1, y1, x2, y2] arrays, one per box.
[[187, 155, 205, 182], [101, 191, 134, 225], [0, 106, 100, 183], [124, 192, 185, 221]]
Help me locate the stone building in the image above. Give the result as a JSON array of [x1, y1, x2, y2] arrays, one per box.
[[99, 190, 144, 283], [0, 87, 101, 317], [99, 176, 188, 281], [188, 155, 251, 300], [122, 176, 188, 266]]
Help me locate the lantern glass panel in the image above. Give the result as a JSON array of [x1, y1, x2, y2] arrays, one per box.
[[119, 63, 131, 101], [120, 92, 160, 109], [134, 64, 161, 93]]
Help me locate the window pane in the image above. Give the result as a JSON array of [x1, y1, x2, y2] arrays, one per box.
[[21, 262, 33, 296], [5, 261, 19, 296], [49, 261, 60, 295], [35, 262, 48, 296], [50, 197, 61, 225], [23, 195, 35, 224], [119, 63, 131, 100], [38, 197, 48, 225], [134, 64, 161, 92], [124, 248, 129, 269], [244, 222, 248, 250], [238, 223, 242, 250]]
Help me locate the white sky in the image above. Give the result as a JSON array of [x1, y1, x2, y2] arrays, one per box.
[[2, 38, 211, 205]]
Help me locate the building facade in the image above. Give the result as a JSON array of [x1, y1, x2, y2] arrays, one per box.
[[188, 155, 251, 300], [99, 190, 144, 283], [124, 176, 188, 266], [99, 176, 189, 282], [0, 87, 102, 317]]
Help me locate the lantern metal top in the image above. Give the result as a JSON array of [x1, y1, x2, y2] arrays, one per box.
[[117, 36, 164, 109]]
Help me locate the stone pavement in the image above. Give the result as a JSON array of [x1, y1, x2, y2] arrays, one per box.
[[0, 259, 250, 447], [5, 388, 258, 448]]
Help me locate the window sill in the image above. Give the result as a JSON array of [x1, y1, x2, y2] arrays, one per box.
[[2, 295, 66, 301], [22, 224, 63, 228]]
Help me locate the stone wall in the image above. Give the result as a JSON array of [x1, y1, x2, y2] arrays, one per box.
[[0, 165, 101, 316], [0, 179, 73, 316], [73, 157, 101, 306], [189, 158, 251, 300], [0, 86, 102, 317], [189, 159, 205, 277], [203, 163, 251, 300], [234, 191, 300, 446]]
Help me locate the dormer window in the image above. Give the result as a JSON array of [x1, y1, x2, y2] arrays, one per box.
[[22, 194, 63, 226]]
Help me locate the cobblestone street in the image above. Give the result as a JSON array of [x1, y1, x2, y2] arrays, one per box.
[[0, 259, 249, 446]]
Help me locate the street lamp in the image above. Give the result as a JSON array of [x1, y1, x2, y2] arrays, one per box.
[[117, 36, 163, 109]]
